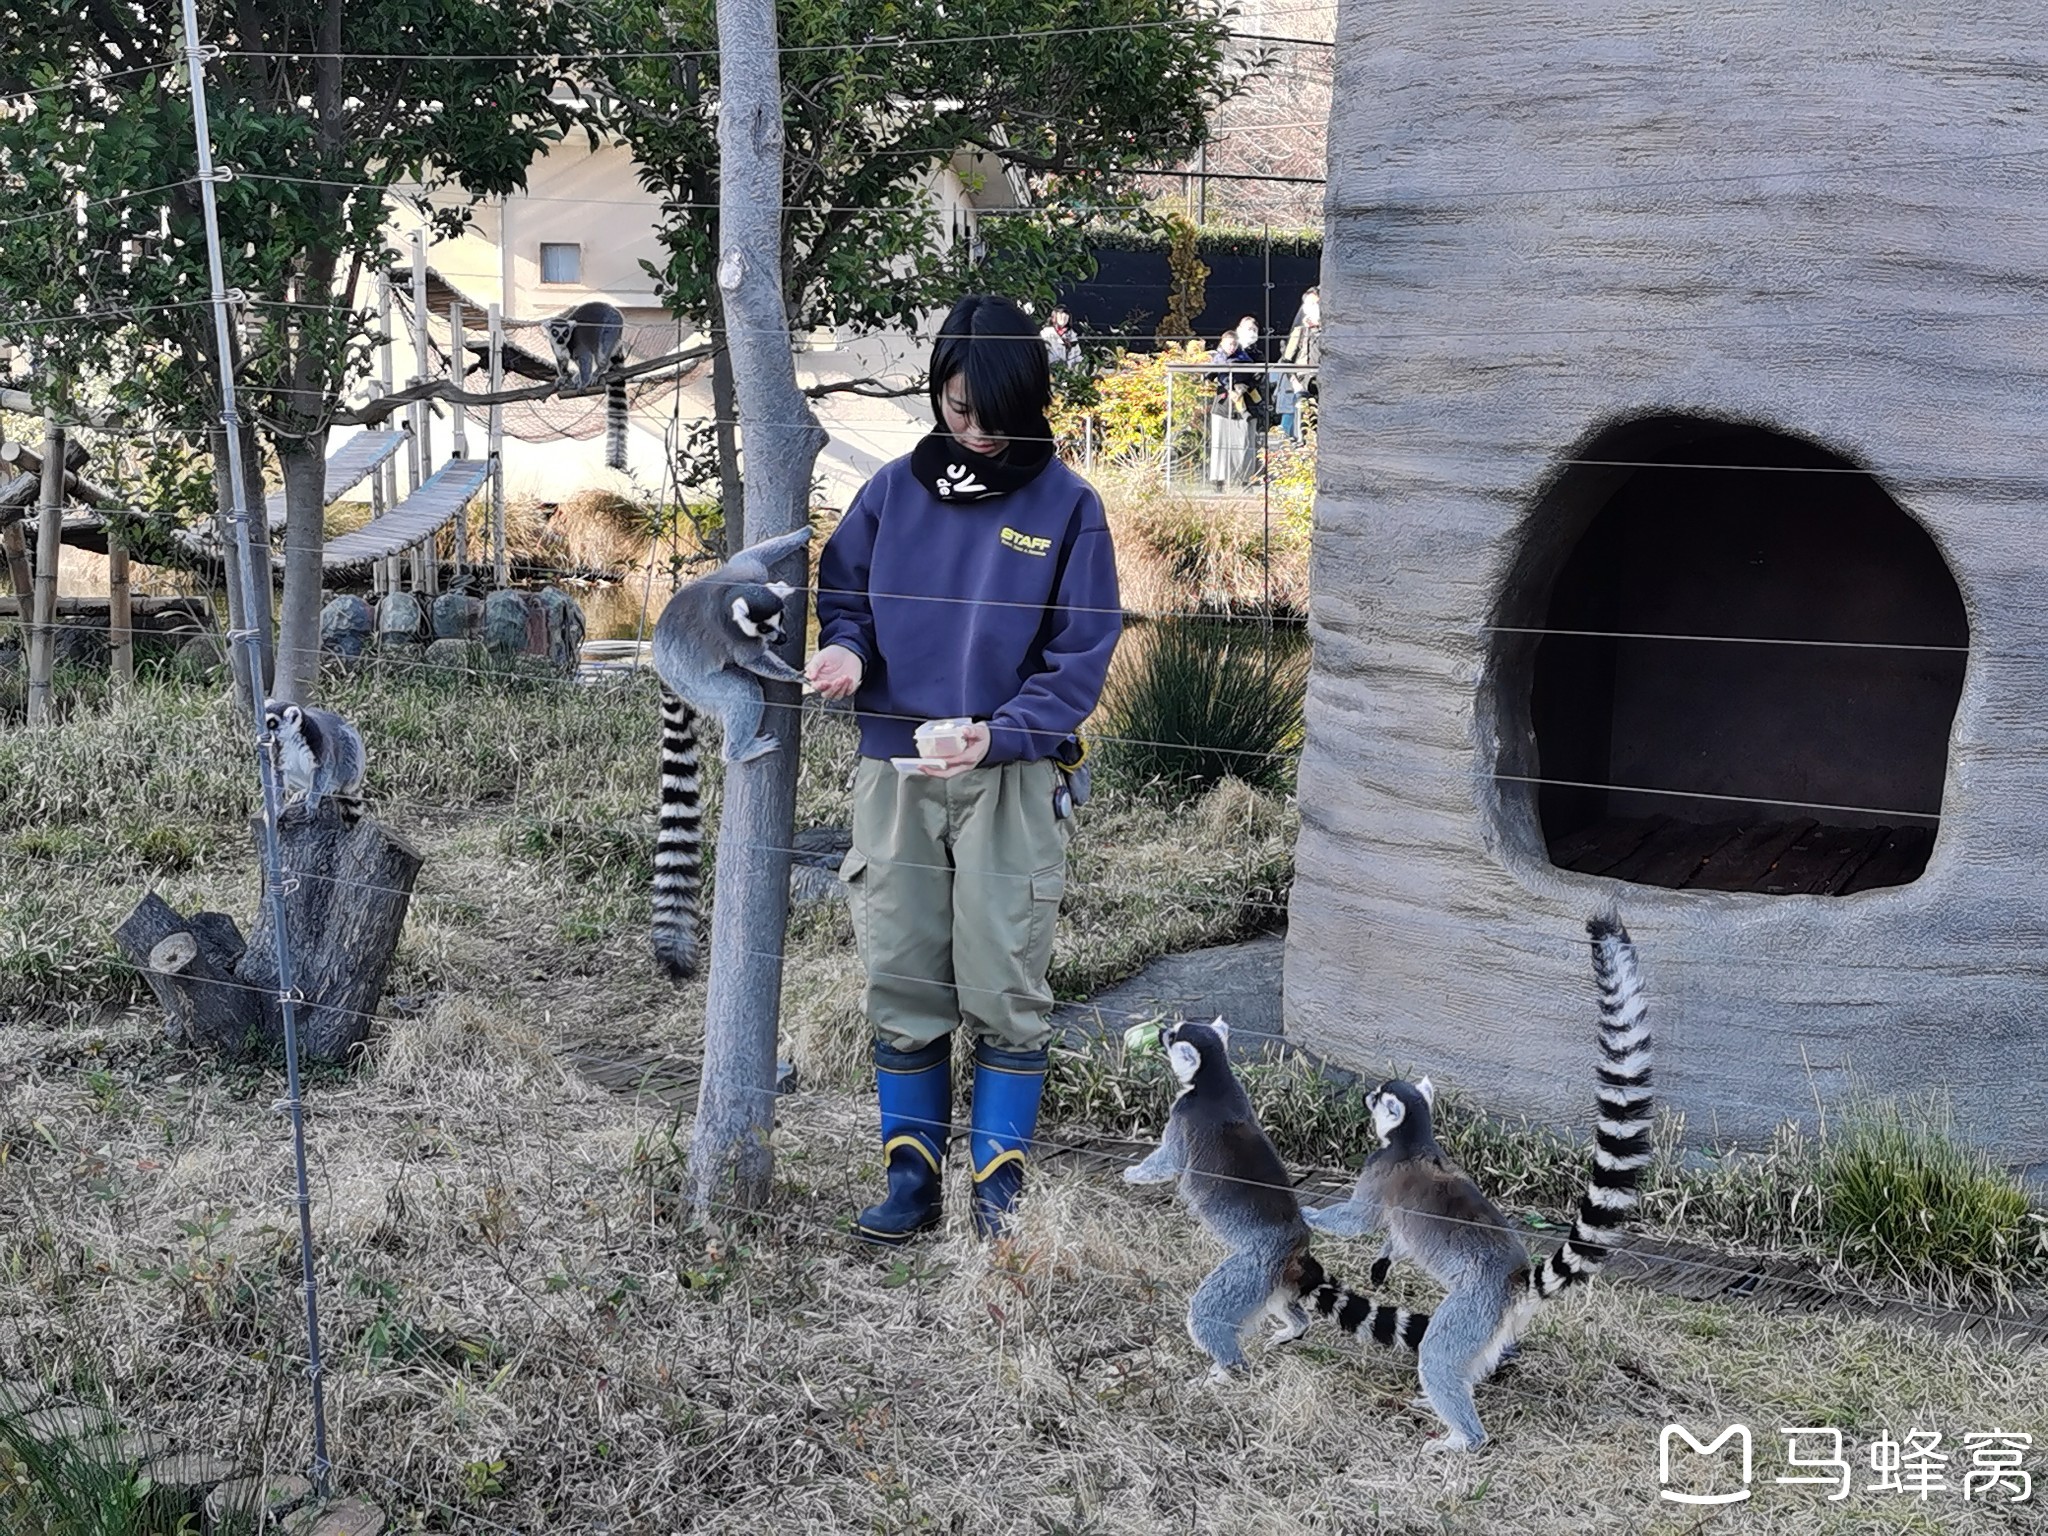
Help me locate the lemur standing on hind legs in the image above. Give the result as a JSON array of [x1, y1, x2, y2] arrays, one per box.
[[1303, 914, 1654, 1452], [646, 527, 814, 982], [1123, 1018, 1429, 1383]]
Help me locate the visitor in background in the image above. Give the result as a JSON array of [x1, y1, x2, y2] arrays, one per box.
[[1281, 286, 1321, 444], [1040, 305, 1083, 369]]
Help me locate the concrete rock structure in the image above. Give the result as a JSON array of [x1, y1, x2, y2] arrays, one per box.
[[1288, 3, 2048, 1173]]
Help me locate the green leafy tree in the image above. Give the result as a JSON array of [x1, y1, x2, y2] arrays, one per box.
[[0, 1, 590, 701], [593, 0, 1251, 542]]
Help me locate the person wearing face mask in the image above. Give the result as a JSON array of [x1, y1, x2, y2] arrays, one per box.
[[807, 293, 1122, 1246]]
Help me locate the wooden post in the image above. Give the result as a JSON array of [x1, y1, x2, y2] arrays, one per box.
[[368, 370, 388, 600], [488, 303, 507, 587], [377, 272, 400, 510], [25, 416, 66, 726], [108, 526, 133, 692], [1, 518, 30, 637], [448, 301, 469, 576], [409, 230, 432, 486]]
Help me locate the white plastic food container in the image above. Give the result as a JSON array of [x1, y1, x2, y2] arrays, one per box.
[[914, 717, 974, 758]]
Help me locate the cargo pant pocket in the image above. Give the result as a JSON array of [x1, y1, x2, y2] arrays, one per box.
[[839, 847, 870, 958], [1024, 863, 1065, 983]]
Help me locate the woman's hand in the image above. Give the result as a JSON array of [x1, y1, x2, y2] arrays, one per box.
[[806, 644, 863, 700], [921, 721, 990, 779]]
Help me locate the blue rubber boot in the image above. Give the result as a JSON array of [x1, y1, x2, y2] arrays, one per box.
[[968, 1041, 1049, 1238], [852, 1037, 952, 1245]]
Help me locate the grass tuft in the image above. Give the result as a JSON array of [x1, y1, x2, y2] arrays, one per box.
[[0, 1403, 182, 1536], [1817, 1093, 2048, 1298], [1094, 464, 1309, 622], [1096, 618, 1307, 798]]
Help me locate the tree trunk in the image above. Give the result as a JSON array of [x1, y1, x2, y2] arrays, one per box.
[[114, 812, 422, 1064], [115, 894, 263, 1052], [688, 0, 830, 1217], [275, 436, 327, 703], [709, 303, 744, 555]]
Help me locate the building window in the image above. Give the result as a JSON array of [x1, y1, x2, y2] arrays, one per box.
[[539, 243, 582, 284]]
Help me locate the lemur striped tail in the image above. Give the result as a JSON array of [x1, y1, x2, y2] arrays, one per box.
[[1532, 913, 1654, 1300], [1295, 1252, 1430, 1351], [650, 688, 703, 981], [605, 379, 628, 471]]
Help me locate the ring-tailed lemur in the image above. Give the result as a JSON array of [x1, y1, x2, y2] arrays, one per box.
[[1123, 1018, 1428, 1382], [1303, 914, 1653, 1451], [543, 301, 628, 471], [648, 527, 814, 981], [262, 700, 367, 824]]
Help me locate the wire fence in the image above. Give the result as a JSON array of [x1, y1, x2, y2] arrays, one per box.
[[5, 19, 2048, 1535]]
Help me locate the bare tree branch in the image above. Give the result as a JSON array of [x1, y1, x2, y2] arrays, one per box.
[[327, 343, 712, 426]]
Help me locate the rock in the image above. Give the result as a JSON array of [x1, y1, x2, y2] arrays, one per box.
[[0, 1376, 42, 1413], [18, 1403, 115, 1441], [535, 585, 587, 670], [787, 825, 853, 908], [1313, 8, 2048, 1166], [320, 595, 374, 658], [174, 633, 227, 682], [482, 588, 538, 660], [423, 637, 488, 675], [431, 591, 482, 641], [52, 617, 108, 666], [204, 1471, 313, 1529], [375, 591, 428, 648], [137, 1449, 240, 1493], [278, 1495, 386, 1536]]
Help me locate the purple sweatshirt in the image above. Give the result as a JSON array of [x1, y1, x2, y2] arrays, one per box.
[[815, 451, 1122, 763]]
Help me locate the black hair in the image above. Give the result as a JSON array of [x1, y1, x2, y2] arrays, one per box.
[[927, 294, 1051, 441]]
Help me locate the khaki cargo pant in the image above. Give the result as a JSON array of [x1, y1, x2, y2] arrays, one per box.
[[841, 756, 1070, 1053]]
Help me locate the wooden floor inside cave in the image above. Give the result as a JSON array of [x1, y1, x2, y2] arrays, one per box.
[[1547, 815, 1935, 895]]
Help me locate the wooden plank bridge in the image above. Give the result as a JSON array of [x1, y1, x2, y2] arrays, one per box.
[[260, 430, 406, 531], [321, 457, 490, 568]]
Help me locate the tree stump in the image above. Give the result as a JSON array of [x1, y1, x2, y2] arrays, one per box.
[[115, 811, 422, 1064]]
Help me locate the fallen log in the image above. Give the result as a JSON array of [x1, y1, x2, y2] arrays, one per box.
[[115, 810, 422, 1063]]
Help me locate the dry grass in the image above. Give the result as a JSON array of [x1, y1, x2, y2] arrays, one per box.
[[327, 487, 700, 580], [1096, 466, 1310, 621], [3, 998, 2042, 1534], [4, 671, 2045, 1534]]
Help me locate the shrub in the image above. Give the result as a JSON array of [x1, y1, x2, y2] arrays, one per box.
[[1048, 342, 1209, 469], [1096, 617, 1307, 797]]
